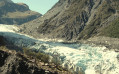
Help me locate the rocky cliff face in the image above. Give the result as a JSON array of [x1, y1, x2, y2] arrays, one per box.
[[0, 0, 42, 25], [21, 0, 119, 40]]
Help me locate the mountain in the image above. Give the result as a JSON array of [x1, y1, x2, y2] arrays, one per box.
[[0, 0, 42, 25], [21, 0, 119, 40]]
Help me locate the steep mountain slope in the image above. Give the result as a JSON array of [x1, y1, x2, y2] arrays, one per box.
[[21, 0, 119, 40], [20, 0, 68, 37], [0, 0, 42, 25]]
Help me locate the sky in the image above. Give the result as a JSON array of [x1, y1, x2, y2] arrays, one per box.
[[12, 0, 58, 14]]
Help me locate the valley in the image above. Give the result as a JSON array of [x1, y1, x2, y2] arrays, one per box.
[[0, 0, 119, 74], [0, 24, 119, 74]]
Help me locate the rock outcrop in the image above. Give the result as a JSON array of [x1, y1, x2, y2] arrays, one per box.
[[0, 0, 42, 25], [0, 50, 53, 74], [21, 0, 119, 41]]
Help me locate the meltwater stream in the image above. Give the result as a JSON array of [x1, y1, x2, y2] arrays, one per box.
[[0, 25, 119, 74]]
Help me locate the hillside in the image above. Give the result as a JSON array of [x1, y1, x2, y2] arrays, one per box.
[[0, 49, 48, 74], [0, 36, 71, 74], [21, 0, 119, 41], [0, 0, 42, 25]]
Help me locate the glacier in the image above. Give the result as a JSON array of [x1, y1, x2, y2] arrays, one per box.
[[0, 24, 119, 74]]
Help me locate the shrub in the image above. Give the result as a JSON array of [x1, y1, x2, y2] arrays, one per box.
[[101, 18, 119, 38], [36, 52, 49, 63], [23, 48, 49, 63], [51, 52, 62, 69]]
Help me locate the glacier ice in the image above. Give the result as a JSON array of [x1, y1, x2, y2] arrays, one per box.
[[0, 24, 119, 74]]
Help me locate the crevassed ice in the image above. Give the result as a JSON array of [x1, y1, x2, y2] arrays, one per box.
[[31, 41, 119, 74], [0, 24, 119, 74]]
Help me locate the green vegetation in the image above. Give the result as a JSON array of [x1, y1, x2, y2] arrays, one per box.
[[78, 0, 119, 39], [23, 48, 49, 63], [101, 18, 119, 38], [23, 48, 69, 71]]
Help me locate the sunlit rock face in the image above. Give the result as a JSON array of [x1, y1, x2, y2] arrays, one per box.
[[0, 0, 42, 25]]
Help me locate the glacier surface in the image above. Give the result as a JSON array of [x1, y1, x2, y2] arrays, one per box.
[[0, 24, 119, 74]]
